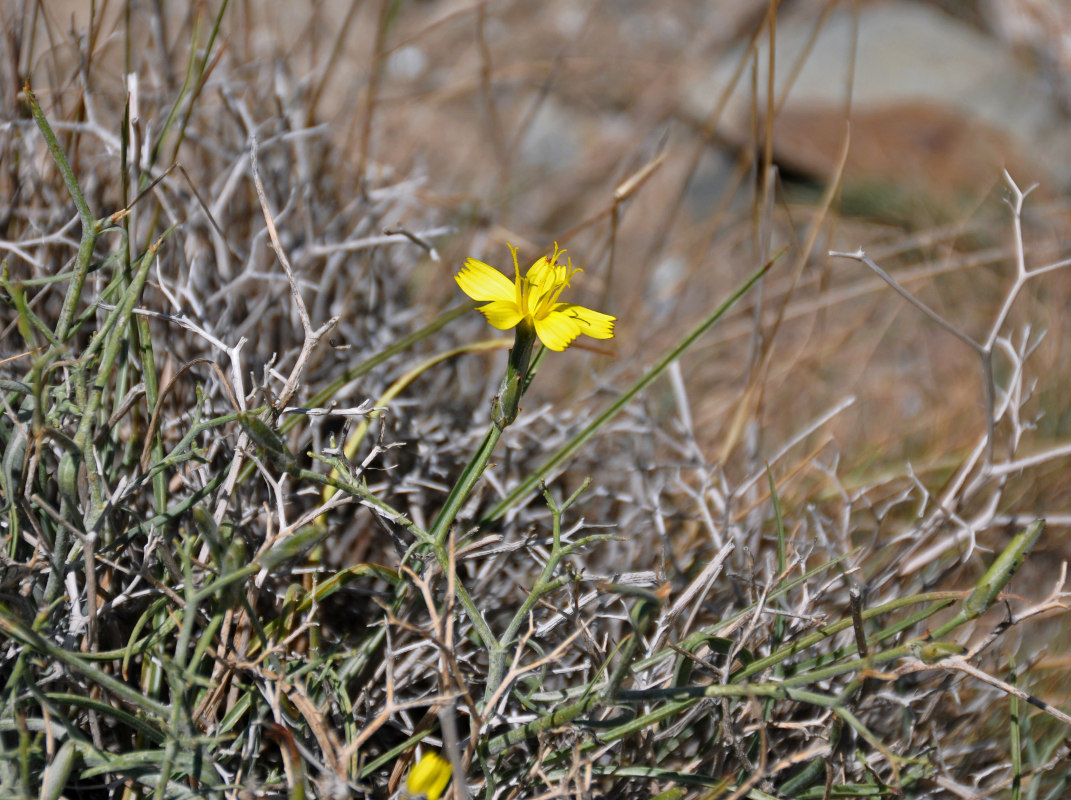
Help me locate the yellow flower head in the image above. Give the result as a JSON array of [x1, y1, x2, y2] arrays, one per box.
[[403, 751, 452, 800], [455, 243, 615, 352]]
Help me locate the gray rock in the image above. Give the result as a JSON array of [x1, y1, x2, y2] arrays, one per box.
[[518, 97, 586, 170], [685, 0, 1071, 189]]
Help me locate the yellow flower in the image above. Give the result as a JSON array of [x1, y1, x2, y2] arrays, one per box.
[[403, 751, 452, 800], [455, 243, 615, 352]]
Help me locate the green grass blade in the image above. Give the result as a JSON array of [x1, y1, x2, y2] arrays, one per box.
[[481, 258, 773, 524]]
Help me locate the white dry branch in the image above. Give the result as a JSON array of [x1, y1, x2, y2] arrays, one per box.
[[249, 134, 341, 416], [832, 172, 1071, 573]]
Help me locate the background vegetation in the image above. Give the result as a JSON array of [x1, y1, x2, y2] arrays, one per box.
[[1, 1, 1069, 798]]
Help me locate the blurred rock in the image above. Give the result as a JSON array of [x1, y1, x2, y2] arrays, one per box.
[[387, 45, 429, 81], [518, 97, 586, 170], [685, 0, 1071, 219], [984, 0, 1071, 112]]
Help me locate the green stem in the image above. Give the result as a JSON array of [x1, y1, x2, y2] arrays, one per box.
[[484, 480, 590, 701], [429, 426, 501, 549], [404, 324, 536, 662], [23, 82, 100, 344], [427, 322, 535, 549], [491, 320, 535, 429], [930, 518, 1044, 639], [0, 603, 170, 720], [481, 258, 773, 526]]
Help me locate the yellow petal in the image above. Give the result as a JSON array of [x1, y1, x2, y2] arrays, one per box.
[[455, 258, 516, 303], [405, 752, 452, 800], [477, 301, 524, 330], [534, 309, 582, 351], [527, 263, 568, 313], [554, 303, 616, 339], [525, 256, 555, 287]]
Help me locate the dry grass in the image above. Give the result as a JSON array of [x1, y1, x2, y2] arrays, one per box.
[[2, 1, 1070, 798]]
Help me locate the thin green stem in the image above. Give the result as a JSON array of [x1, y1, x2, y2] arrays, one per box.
[[481, 257, 773, 525], [24, 82, 100, 343], [427, 323, 535, 550], [0, 604, 170, 721], [428, 426, 501, 549], [484, 479, 591, 701], [930, 518, 1044, 639]]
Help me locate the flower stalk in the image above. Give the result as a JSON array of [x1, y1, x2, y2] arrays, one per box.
[[492, 320, 535, 429], [428, 242, 614, 548], [416, 244, 615, 706], [427, 323, 536, 549]]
